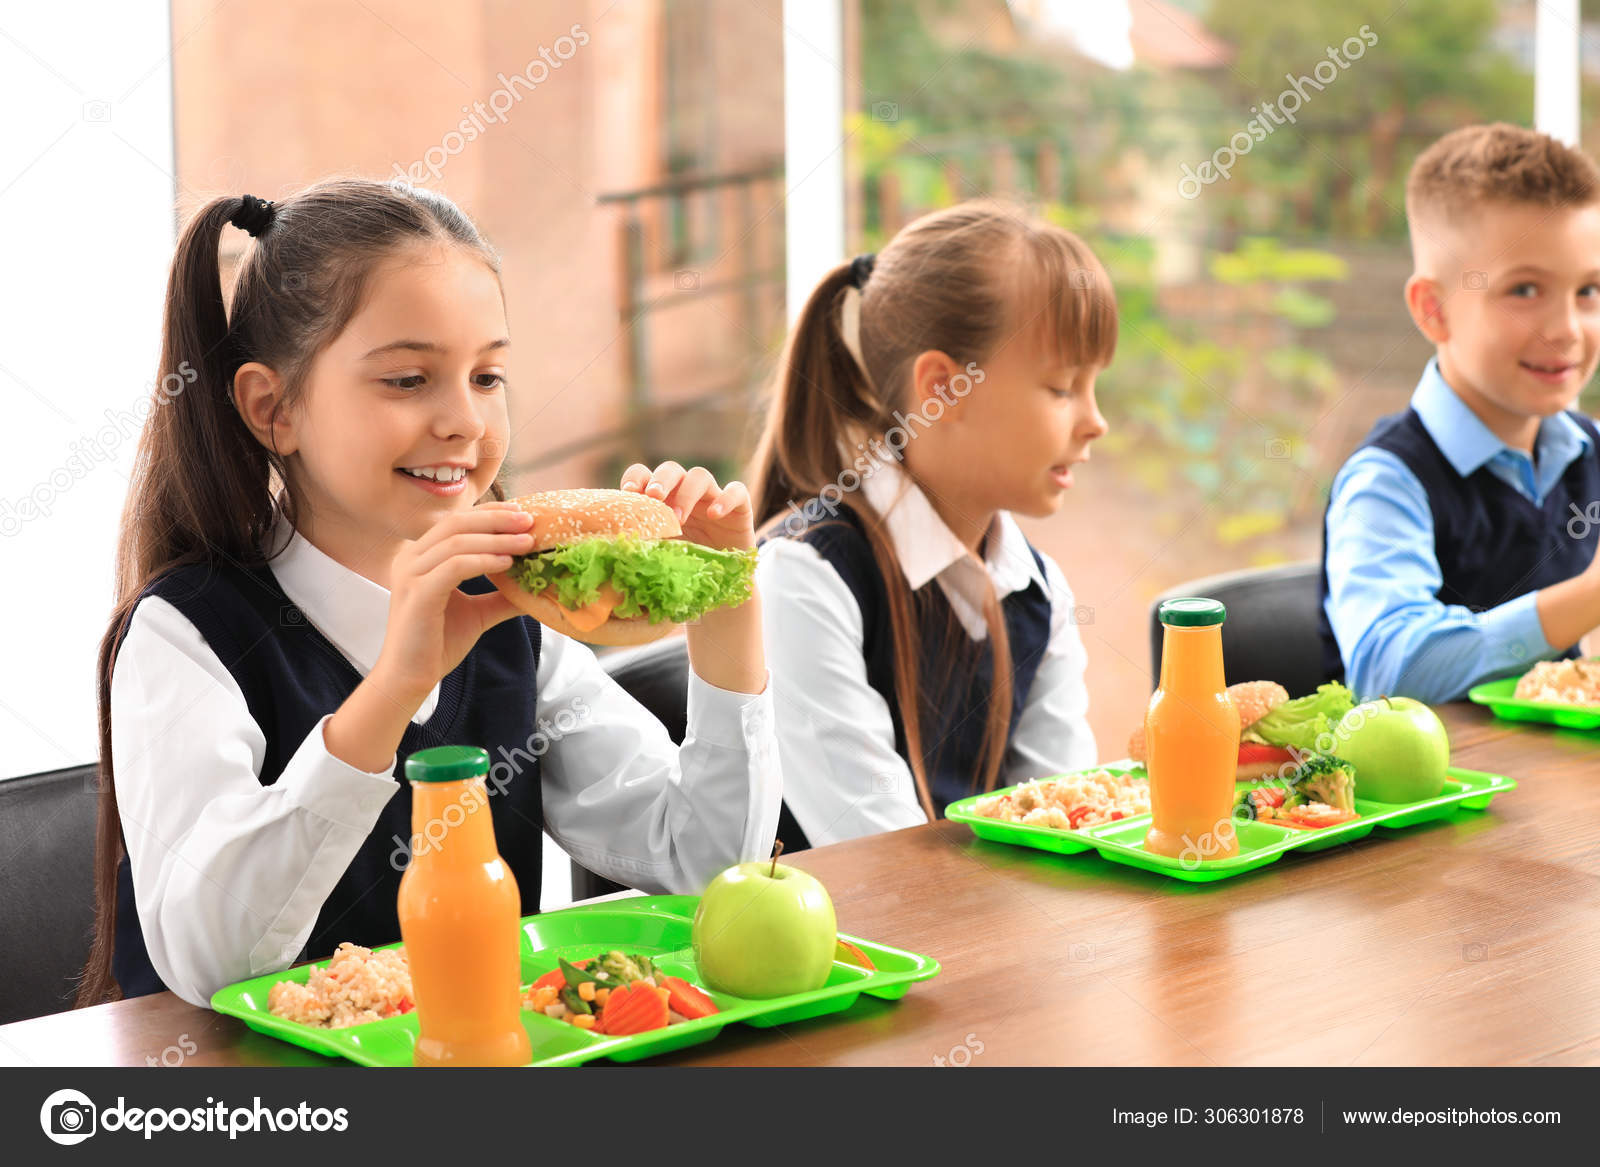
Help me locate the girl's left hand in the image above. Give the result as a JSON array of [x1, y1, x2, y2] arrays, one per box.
[[620, 461, 754, 551]]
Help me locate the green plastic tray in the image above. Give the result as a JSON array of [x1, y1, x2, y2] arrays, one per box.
[[1468, 676, 1600, 730], [945, 766, 1516, 883], [211, 893, 939, 1067]]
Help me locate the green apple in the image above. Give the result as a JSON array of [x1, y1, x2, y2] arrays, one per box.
[[1334, 696, 1451, 804], [692, 857, 837, 999]]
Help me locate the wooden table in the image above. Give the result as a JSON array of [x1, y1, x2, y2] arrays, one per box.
[[3, 703, 1595, 1067]]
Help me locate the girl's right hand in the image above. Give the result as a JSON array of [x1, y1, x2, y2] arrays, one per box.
[[370, 503, 537, 704]]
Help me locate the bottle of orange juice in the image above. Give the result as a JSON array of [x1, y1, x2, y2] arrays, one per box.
[[397, 746, 531, 1067], [1143, 599, 1239, 863]]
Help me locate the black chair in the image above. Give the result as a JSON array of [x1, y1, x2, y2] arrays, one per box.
[[572, 636, 693, 901], [1148, 562, 1327, 698], [0, 764, 100, 1024]]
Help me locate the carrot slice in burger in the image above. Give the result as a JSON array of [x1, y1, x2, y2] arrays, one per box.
[[552, 584, 623, 634]]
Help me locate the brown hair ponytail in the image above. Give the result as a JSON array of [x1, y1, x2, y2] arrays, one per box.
[[748, 200, 1117, 817], [77, 180, 503, 1006]]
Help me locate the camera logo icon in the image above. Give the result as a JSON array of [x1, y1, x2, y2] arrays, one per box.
[[1462, 270, 1488, 290], [673, 269, 700, 291], [82, 100, 112, 123], [40, 1089, 97, 1145], [871, 101, 899, 122]]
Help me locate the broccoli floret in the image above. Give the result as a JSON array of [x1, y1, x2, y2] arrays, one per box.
[[1288, 754, 1356, 812], [594, 951, 658, 986]]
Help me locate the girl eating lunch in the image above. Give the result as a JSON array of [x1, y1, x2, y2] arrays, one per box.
[[748, 201, 1117, 847], [78, 179, 778, 1009]]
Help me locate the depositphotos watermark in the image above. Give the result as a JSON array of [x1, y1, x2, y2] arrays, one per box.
[[391, 24, 590, 185], [1566, 500, 1600, 539], [0, 362, 197, 538], [778, 361, 986, 537], [146, 1033, 198, 1068], [40, 1088, 348, 1144], [932, 1032, 985, 1066], [1178, 24, 1378, 199], [389, 697, 591, 870]]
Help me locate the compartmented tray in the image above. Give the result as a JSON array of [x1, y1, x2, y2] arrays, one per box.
[[211, 893, 939, 1067], [1468, 676, 1600, 731], [945, 766, 1516, 883]]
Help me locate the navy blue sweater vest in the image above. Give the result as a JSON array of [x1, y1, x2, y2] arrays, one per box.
[[769, 502, 1052, 848], [111, 558, 545, 999], [1319, 408, 1600, 683]]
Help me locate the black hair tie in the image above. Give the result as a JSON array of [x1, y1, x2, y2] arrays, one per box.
[[229, 194, 276, 238], [849, 252, 876, 289]]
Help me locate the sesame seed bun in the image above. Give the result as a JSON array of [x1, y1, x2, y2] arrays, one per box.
[[1228, 680, 1290, 729], [488, 488, 684, 646], [503, 488, 681, 551]]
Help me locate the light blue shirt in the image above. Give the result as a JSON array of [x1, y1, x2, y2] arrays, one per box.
[[1323, 358, 1595, 704]]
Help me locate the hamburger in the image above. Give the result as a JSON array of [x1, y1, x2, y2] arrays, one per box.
[[1127, 679, 1357, 781], [488, 489, 757, 646]]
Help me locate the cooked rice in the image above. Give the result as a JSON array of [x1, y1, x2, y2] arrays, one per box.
[[1514, 659, 1600, 706], [972, 770, 1149, 830], [267, 942, 412, 1029]]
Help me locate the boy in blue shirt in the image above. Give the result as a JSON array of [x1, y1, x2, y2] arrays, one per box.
[[1321, 123, 1600, 702]]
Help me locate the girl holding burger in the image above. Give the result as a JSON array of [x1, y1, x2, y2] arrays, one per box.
[[79, 181, 778, 1009]]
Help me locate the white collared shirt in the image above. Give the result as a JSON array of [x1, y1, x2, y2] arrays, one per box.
[[111, 513, 780, 1007], [755, 462, 1095, 846]]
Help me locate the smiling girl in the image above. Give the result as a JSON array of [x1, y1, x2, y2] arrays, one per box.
[[78, 180, 777, 1008], [748, 201, 1117, 847]]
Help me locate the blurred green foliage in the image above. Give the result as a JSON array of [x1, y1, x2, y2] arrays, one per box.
[[1075, 219, 1344, 535], [854, 0, 1540, 535]]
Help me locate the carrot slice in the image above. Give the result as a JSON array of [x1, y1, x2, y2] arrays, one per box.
[[659, 975, 718, 1020], [597, 982, 670, 1036], [834, 938, 875, 971]]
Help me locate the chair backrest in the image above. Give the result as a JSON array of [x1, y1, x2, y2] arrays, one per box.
[[570, 636, 693, 901], [599, 636, 691, 746], [0, 764, 99, 1024], [1148, 562, 1327, 698]]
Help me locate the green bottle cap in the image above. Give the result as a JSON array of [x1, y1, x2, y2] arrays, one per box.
[[404, 745, 490, 783], [1159, 597, 1227, 627]]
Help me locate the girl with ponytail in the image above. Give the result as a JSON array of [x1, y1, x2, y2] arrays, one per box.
[[748, 200, 1117, 846], [79, 180, 776, 1008]]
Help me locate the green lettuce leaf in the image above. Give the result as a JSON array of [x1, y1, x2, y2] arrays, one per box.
[[506, 536, 756, 624], [1246, 681, 1356, 750]]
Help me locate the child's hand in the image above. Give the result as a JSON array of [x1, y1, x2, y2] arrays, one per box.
[[620, 461, 755, 551], [372, 502, 537, 702]]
